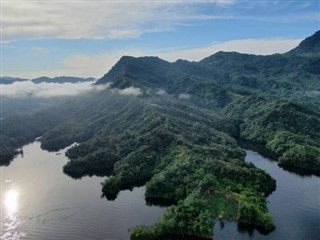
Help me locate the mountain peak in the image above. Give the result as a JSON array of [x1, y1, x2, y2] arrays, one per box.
[[96, 56, 171, 85], [289, 30, 320, 54]]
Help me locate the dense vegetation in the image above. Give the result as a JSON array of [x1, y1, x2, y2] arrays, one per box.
[[224, 97, 320, 171], [0, 109, 71, 165], [40, 91, 278, 237], [95, 31, 320, 172], [1, 31, 319, 239]]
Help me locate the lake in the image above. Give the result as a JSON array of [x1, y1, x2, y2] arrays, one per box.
[[0, 141, 164, 240], [1, 142, 319, 239], [214, 150, 320, 240]]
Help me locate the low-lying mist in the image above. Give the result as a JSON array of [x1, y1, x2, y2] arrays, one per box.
[[1, 81, 106, 99], [0, 81, 109, 118]]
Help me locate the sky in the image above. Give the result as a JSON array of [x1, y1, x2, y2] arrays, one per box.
[[1, 0, 320, 79]]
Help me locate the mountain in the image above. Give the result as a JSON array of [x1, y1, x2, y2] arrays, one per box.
[[0, 76, 96, 84], [0, 76, 28, 84], [98, 50, 319, 96], [32, 76, 95, 84], [289, 30, 320, 54], [1, 31, 320, 239]]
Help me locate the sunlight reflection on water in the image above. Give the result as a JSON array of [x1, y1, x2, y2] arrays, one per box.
[[0, 142, 164, 240], [5, 189, 20, 215], [1, 187, 25, 240]]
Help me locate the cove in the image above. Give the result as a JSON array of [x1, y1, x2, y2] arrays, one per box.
[[214, 149, 320, 239], [0, 141, 164, 240]]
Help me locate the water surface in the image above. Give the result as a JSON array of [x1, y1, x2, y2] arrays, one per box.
[[214, 150, 320, 240], [1, 142, 319, 240], [0, 141, 164, 240]]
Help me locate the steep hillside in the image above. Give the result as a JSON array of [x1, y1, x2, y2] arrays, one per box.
[[94, 32, 320, 174], [40, 90, 276, 237], [1, 30, 320, 239], [289, 30, 320, 54]]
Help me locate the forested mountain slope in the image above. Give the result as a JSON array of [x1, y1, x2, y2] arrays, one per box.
[[1, 31, 319, 239], [95, 30, 320, 173]]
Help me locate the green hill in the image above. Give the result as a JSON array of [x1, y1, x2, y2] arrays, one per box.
[[1, 30, 320, 239]]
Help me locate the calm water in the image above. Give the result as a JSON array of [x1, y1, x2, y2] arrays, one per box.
[[214, 150, 320, 240], [0, 141, 164, 240], [1, 142, 319, 240]]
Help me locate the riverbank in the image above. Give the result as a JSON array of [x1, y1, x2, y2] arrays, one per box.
[[238, 139, 320, 176], [214, 149, 320, 239]]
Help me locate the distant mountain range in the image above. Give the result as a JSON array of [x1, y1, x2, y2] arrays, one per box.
[[31, 76, 95, 84], [0, 76, 95, 84], [0, 76, 28, 84]]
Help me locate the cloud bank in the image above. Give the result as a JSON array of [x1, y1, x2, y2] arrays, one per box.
[[3, 0, 317, 42], [2, 0, 234, 41], [1, 81, 106, 99], [114, 87, 143, 96], [156, 89, 169, 96]]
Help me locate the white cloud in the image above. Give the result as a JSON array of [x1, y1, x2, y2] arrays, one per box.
[[3, 0, 318, 42], [115, 87, 143, 96], [2, 50, 129, 79], [178, 93, 191, 99], [0, 40, 13, 44], [2, 0, 236, 41], [156, 89, 169, 96], [1, 81, 106, 99]]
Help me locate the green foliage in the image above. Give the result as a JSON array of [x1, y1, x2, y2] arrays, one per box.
[[131, 226, 157, 240], [0, 109, 71, 165], [224, 97, 320, 171], [145, 194, 214, 238], [238, 191, 274, 231], [2, 31, 320, 239], [279, 145, 320, 170], [207, 193, 238, 219], [95, 35, 320, 172]]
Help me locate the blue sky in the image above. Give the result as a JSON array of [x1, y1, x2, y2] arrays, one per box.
[[2, 0, 319, 78]]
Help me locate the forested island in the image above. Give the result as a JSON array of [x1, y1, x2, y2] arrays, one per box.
[[1, 31, 319, 239]]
